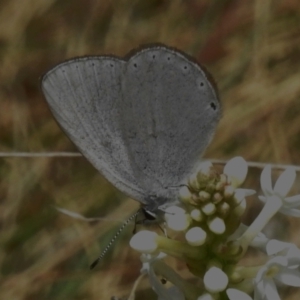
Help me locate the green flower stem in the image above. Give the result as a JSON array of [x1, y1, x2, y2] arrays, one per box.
[[156, 235, 207, 261]]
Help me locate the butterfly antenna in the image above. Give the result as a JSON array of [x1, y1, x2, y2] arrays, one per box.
[[90, 210, 141, 269]]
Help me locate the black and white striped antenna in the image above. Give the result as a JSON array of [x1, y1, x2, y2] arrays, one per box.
[[90, 210, 141, 269]]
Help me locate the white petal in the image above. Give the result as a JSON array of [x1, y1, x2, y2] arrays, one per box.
[[226, 288, 253, 300], [265, 240, 300, 260], [279, 207, 300, 217], [254, 281, 265, 300], [234, 189, 246, 203], [233, 198, 247, 217], [286, 244, 300, 265], [223, 157, 248, 187], [273, 167, 296, 197], [260, 165, 273, 196], [255, 265, 269, 283], [264, 279, 281, 300], [258, 196, 267, 203], [284, 202, 300, 209], [250, 234, 269, 252], [276, 269, 300, 286], [267, 256, 288, 267], [266, 240, 289, 256], [255, 256, 287, 284], [284, 194, 300, 207]]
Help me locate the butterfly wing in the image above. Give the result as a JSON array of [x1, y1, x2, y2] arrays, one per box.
[[42, 56, 148, 203], [117, 46, 221, 200], [41, 45, 221, 205]]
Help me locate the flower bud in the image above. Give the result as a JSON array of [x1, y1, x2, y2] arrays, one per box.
[[130, 231, 158, 253], [202, 203, 216, 216], [223, 157, 248, 187], [185, 227, 207, 246], [204, 267, 228, 292], [190, 209, 204, 222], [208, 217, 226, 234], [165, 206, 190, 231]]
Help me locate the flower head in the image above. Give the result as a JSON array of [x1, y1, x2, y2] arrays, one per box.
[[254, 255, 300, 300], [127, 158, 300, 300], [259, 165, 300, 217]]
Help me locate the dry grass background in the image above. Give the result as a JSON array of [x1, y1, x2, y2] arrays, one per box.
[[0, 0, 300, 299]]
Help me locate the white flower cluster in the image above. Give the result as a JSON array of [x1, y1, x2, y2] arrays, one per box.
[[129, 157, 300, 300]]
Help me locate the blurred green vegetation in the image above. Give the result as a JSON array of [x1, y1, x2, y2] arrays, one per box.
[[0, 0, 300, 299]]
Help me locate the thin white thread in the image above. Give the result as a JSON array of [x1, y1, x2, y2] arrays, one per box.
[[210, 159, 300, 172], [0, 152, 299, 172], [0, 152, 82, 157]]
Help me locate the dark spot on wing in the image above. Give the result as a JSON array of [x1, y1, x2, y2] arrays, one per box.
[[210, 102, 217, 110]]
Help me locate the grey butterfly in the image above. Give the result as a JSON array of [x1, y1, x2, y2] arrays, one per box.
[[41, 44, 221, 267]]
